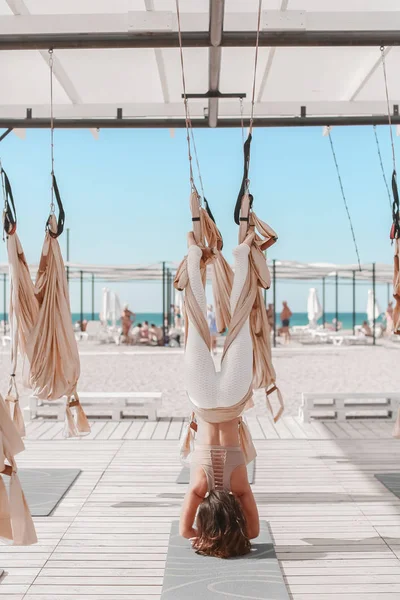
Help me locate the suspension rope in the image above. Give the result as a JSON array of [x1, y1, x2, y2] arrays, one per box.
[[380, 47, 396, 172], [380, 45, 400, 240], [328, 130, 362, 271], [373, 125, 392, 211], [174, 0, 198, 195], [239, 97, 245, 146], [249, 0, 263, 136], [49, 49, 55, 214]]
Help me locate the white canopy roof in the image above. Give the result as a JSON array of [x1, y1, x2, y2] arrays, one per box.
[[0, 260, 393, 283], [1, 1, 400, 130]]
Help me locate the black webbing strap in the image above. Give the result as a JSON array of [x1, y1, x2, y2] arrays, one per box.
[[1, 168, 17, 235], [234, 133, 252, 225], [204, 197, 224, 250], [47, 173, 65, 238], [391, 170, 400, 240]]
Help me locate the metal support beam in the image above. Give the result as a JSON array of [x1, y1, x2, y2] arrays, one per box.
[[335, 272, 339, 331], [91, 273, 95, 321], [208, 0, 225, 127], [322, 277, 325, 327], [372, 262, 376, 346], [352, 270, 356, 335], [162, 261, 166, 345], [4, 23, 400, 50], [273, 259, 276, 348], [2, 115, 400, 129], [80, 270, 83, 325], [0, 128, 12, 142]]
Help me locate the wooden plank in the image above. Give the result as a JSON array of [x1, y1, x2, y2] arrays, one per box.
[[246, 418, 265, 440], [138, 422, 158, 440], [166, 419, 183, 440], [110, 422, 132, 440], [123, 421, 146, 440], [257, 416, 279, 439], [95, 422, 119, 440], [152, 420, 171, 440]]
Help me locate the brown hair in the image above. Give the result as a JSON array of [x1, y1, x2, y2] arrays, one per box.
[[193, 490, 251, 559]]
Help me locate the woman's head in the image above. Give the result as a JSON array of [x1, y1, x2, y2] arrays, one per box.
[[193, 490, 251, 559]]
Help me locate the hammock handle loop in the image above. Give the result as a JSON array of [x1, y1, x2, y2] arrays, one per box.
[[1, 166, 17, 236], [47, 173, 65, 238], [391, 170, 400, 240]]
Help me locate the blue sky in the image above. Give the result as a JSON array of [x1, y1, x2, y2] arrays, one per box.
[[0, 125, 395, 313]]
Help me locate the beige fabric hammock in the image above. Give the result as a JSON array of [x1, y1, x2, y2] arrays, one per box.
[[175, 192, 283, 457], [24, 215, 90, 438], [5, 231, 39, 437], [394, 238, 400, 335], [0, 394, 37, 545]]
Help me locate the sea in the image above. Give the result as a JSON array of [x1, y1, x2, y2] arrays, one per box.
[[55, 311, 385, 329], [0, 312, 384, 329]]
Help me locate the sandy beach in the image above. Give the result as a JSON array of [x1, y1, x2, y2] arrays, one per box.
[[2, 338, 399, 419]]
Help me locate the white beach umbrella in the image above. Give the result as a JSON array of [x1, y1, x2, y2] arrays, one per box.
[[108, 291, 122, 327], [307, 287, 322, 328], [367, 289, 381, 325], [100, 287, 109, 323]]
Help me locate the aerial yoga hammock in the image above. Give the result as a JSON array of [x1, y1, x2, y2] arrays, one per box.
[[1, 50, 90, 439], [0, 166, 37, 545], [173, 0, 283, 466]]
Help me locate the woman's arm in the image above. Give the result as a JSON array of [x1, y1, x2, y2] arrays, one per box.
[[238, 487, 260, 539], [179, 473, 207, 539], [231, 465, 260, 539]]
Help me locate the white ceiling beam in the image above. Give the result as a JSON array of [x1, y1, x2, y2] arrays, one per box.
[[0, 101, 398, 119], [5, 0, 98, 139], [257, 0, 289, 102], [208, 0, 225, 128], [342, 47, 392, 102], [3, 12, 400, 37]]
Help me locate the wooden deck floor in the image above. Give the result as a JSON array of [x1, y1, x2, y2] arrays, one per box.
[[23, 415, 398, 442], [2, 420, 400, 599]]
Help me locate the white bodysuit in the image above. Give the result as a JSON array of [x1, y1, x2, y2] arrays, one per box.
[[184, 243, 253, 410]]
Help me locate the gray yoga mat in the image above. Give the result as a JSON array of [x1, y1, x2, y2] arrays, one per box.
[[375, 473, 400, 498], [177, 460, 255, 485], [161, 520, 289, 600], [5, 469, 81, 516]]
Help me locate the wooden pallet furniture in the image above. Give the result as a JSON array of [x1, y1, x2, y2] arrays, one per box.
[[300, 392, 400, 422]]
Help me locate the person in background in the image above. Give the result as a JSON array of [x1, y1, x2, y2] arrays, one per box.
[[149, 323, 163, 346], [174, 304, 183, 329], [81, 319, 88, 332], [207, 304, 218, 355], [266, 303, 274, 331], [141, 320, 149, 342], [121, 304, 135, 342], [361, 320, 373, 337], [130, 322, 142, 345], [279, 301, 292, 343], [386, 301, 394, 335]]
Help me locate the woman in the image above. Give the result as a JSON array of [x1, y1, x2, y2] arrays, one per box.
[[121, 304, 135, 342], [179, 232, 259, 557]]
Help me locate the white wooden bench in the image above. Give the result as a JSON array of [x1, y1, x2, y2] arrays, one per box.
[[300, 392, 400, 422], [26, 391, 163, 422]]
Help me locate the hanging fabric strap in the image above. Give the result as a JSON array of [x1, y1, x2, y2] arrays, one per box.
[[234, 0, 263, 225], [392, 171, 400, 240], [46, 49, 65, 239], [1, 166, 17, 236]]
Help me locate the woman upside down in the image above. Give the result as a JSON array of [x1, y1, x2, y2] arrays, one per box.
[[179, 232, 260, 558]]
